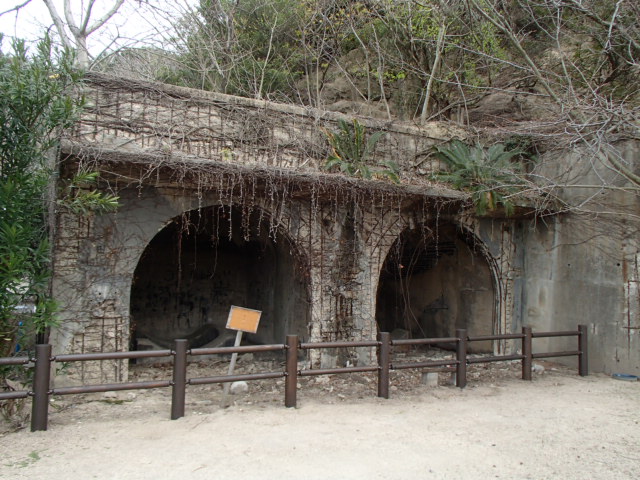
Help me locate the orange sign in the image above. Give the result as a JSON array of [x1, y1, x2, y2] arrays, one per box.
[[226, 306, 262, 334]]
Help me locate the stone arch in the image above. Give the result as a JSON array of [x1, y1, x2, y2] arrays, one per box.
[[129, 204, 311, 350], [375, 220, 498, 351]]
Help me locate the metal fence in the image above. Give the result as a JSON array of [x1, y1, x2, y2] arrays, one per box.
[[0, 325, 588, 432]]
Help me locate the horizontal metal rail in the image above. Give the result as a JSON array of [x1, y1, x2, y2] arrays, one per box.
[[532, 350, 581, 359], [467, 354, 524, 364], [392, 337, 458, 346], [190, 344, 285, 355], [468, 333, 524, 342], [188, 371, 284, 385], [55, 350, 172, 362], [0, 356, 31, 366], [0, 324, 588, 432], [391, 359, 459, 370], [52, 380, 172, 396], [298, 366, 379, 377], [299, 340, 379, 350], [532, 330, 579, 338], [0, 390, 29, 400]]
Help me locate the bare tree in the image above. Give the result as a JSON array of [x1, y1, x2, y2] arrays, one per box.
[[1, 1, 143, 68], [42, 0, 127, 68]]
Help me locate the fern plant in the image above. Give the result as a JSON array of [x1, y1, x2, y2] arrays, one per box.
[[432, 140, 525, 215], [324, 119, 399, 183]]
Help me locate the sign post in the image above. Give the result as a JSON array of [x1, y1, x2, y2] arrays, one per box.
[[221, 306, 262, 405]]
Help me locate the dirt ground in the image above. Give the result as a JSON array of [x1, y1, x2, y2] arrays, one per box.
[[1, 354, 639, 480]]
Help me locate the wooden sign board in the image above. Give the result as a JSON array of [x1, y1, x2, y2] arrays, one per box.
[[226, 306, 262, 334]]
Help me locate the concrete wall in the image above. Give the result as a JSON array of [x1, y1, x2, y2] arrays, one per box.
[[518, 142, 640, 374], [48, 74, 639, 382]]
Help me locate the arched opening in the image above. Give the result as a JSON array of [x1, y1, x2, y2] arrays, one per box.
[[375, 222, 495, 351], [130, 205, 310, 350]]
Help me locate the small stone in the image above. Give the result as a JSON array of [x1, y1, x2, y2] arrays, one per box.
[[230, 381, 249, 395], [102, 391, 117, 399], [532, 363, 545, 374]]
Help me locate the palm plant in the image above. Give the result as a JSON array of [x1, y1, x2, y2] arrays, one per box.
[[324, 119, 399, 183], [433, 140, 525, 215]]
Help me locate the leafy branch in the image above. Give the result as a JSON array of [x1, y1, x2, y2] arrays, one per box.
[[58, 170, 120, 215]]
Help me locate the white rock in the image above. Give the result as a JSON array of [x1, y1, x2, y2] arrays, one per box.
[[229, 381, 249, 395], [532, 363, 545, 374]]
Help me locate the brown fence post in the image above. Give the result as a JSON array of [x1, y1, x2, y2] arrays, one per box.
[[522, 326, 532, 381], [456, 329, 467, 389], [285, 335, 298, 408], [31, 344, 52, 432], [171, 339, 188, 420], [377, 332, 391, 399], [578, 324, 589, 376]]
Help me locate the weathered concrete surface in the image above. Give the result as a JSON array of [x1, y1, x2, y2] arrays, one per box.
[[519, 143, 640, 375], [48, 74, 639, 381]]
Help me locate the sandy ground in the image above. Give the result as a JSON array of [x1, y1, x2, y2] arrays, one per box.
[[1, 359, 639, 480]]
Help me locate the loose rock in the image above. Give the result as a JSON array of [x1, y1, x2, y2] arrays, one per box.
[[230, 381, 249, 395]]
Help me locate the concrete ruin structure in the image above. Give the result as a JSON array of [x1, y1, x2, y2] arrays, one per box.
[[50, 73, 639, 382]]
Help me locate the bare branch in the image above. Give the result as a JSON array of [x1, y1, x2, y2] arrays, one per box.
[[0, 0, 32, 18], [85, 0, 125, 37], [42, 0, 73, 48]]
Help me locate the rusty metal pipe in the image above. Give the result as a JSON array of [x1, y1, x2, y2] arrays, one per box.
[[52, 380, 171, 395], [298, 366, 379, 377], [531, 330, 579, 338], [0, 391, 29, 400], [532, 350, 581, 359], [190, 344, 285, 356], [578, 324, 588, 376], [456, 329, 467, 389], [285, 335, 298, 408], [54, 350, 172, 362], [171, 339, 188, 420], [391, 337, 458, 346], [31, 344, 52, 432], [468, 333, 524, 342], [299, 340, 379, 350], [0, 357, 31, 366], [522, 326, 532, 381]]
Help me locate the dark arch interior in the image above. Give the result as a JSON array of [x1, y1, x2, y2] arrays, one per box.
[[376, 223, 494, 351], [130, 206, 310, 350]]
